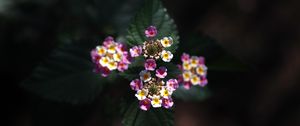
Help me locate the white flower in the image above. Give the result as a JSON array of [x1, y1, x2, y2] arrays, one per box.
[[196, 65, 207, 76], [113, 53, 122, 62], [182, 71, 192, 82], [107, 61, 117, 70], [182, 62, 192, 70], [135, 89, 148, 100], [139, 70, 152, 82], [160, 87, 173, 98], [160, 37, 173, 48], [107, 44, 117, 54], [96, 46, 107, 56], [99, 56, 110, 67], [151, 95, 162, 108], [190, 56, 199, 68], [161, 50, 173, 62], [190, 75, 200, 85]]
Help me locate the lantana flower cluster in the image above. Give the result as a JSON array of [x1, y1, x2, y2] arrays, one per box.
[[129, 26, 174, 62], [178, 53, 208, 89], [90, 36, 131, 77], [129, 26, 179, 111], [130, 59, 179, 111]]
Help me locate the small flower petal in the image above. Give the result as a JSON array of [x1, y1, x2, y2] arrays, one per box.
[[151, 95, 162, 108], [181, 53, 190, 63], [160, 37, 173, 48], [139, 70, 152, 82], [130, 46, 143, 57], [161, 50, 173, 62], [130, 79, 143, 91], [166, 79, 179, 91], [162, 97, 174, 109], [139, 98, 151, 111], [191, 75, 200, 85], [155, 66, 167, 78], [144, 59, 157, 71], [135, 89, 148, 100], [145, 26, 157, 38]]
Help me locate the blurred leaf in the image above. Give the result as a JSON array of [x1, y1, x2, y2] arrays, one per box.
[[173, 86, 210, 101], [32, 101, 90, 126], [120, 66, 144, 80], [126, 0, 179, 53], [122, 101, 174, 126], [21, 42, 107, 104]]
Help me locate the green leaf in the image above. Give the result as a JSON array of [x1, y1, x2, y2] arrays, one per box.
[[126, 0, 179, 53], [20, 42, 107, 104], [173, 86, 211, 101], [119, 66, 144, 80], [122, 101, 174, 126]]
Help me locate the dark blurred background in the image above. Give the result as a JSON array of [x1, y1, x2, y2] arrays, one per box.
[[1, 0, 300, 126]]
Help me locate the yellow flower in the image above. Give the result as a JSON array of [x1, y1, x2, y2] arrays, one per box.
[[96, 46, 107, 56], [182, 62, 192, 70], [196, 65, 207, 76], [190, 56, 199, 67], [135, 89, 148, 100], [151, 95, 162, 108], [113, 53, 122, 62], [191, 75, 200, 85], [139, 70, 152, 82], [107, 61, 117, 70], [160, 37, 173, 48], [182, 71, 192, 82], [107, 44, 116, 54], [160, 87, 172, 98], [99, 57, 110, 67], [161, 50, 173, 62]]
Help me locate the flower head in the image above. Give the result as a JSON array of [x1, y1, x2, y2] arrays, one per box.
[[90, 36, 131, 77], [144, 59, 157, 71], [145, 26, 157, 38], [178, 53, 208, 89]]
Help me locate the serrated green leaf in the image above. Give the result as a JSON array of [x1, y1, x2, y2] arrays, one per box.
[[21, 42, 107, 104], [126, 0, 179, 53], [122, 101, 174, 126], [173, 86, 211, 101]]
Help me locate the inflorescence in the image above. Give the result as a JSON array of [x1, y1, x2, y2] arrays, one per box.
[[177, 53, 208, 89], [90, 26, 208, 111]]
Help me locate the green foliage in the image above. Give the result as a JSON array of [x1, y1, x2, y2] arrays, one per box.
[[21, 42, 107, 104], [122, 101, 174, 126], [126, 0, 179, 54], [173, 86, 211, 101]]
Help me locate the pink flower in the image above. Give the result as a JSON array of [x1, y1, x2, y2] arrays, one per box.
[[144, 59, 157, 71], [199, 76, 208, 87], [166, 79, 179, 91], [139, 98, 151, 111], [130, 46, 142, 57], [162, 97, 174, 109], [155, 66, 167, 78], [198, 56, 205, 65], [145, 26, 157, 38], [181, 53, 190, 62], [100, 67, 111, 77], [90, 49, 101, 63], [116, 43, 127, 53], [117, 62, 129, 72], [130, 79, 143, 91], [183, 82, 191, 90], [103, 36, 114, 47]]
